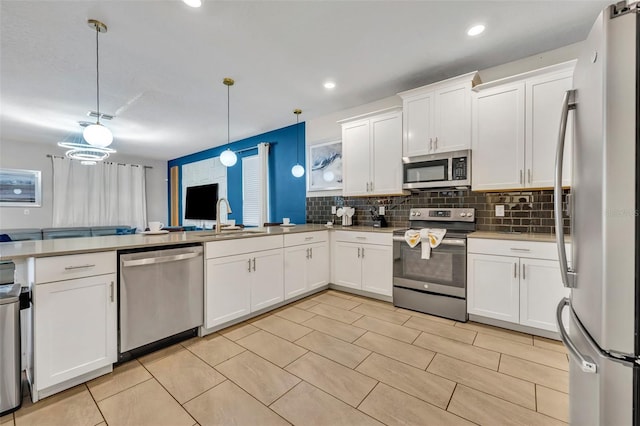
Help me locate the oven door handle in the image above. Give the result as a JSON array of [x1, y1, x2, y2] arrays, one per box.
[[392, 236, 466, 247]]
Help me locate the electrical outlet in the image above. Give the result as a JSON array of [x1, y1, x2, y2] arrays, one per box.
[[331, 206, 336, 214], [495, 205, 505, 217], [379, 206, 385, 216]]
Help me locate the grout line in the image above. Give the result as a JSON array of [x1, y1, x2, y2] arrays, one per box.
[[180, 379, 228, 406], [445, 382, 458, 411]]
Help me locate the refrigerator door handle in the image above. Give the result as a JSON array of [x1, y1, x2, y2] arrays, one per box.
[[554, 89, 577, 288], [557, 298, 597, 373]]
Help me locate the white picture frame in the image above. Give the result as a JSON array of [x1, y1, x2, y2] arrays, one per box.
[[307, 140, 342, 191], [0, 168, 42, 207]]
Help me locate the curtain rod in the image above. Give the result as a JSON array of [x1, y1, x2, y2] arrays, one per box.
[[234, 141, 276, 154], [47, 154, 153, 169]]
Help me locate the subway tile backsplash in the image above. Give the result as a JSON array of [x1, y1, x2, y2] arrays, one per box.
[[306, 189, 571, 234]]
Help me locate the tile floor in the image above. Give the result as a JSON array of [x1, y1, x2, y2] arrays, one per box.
[[2, 289, 570, 426]]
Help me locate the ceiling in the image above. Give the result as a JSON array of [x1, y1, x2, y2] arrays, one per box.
[[0, 0, 611, 161]]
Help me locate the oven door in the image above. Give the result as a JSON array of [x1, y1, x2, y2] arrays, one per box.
[[393, 236, 466, 298]]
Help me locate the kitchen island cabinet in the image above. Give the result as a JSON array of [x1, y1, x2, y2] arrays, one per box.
[[31, 251, 117, 402], [284, 231, 329, 300], [205, 235, 284, 328]]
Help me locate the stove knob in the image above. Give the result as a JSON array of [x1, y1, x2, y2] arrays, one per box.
[[460, 212, 467, 217], [467, 212, 473, 217], [410, 212, 416, 217], [415, 212, 421, 216]]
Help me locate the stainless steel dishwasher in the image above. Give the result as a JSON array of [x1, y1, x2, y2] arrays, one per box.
[[118, 244, 203, 361]]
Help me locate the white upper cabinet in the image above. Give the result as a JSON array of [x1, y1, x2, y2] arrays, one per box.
[[472, 61, 575, 191], [340, 108, 405, 196], [399, 71, 480, 157]]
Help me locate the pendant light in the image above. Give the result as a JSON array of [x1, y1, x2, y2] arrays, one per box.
[[59, 121, 116, 165], [83, 19, 113, 148], [291, 109, 305, 178], [219, 77, 238, 167]]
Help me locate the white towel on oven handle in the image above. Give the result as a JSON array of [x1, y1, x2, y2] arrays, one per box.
[[404, 229, 421, 248], [419, 228, 447, 259]]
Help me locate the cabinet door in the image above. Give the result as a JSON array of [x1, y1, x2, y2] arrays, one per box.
[[519, 258, 570, 331], [251, 249, 284, 311], [526, 72, 573, 188], [35, 273, 117, 389], [371, 112, 403, 195], [333, 241, 362, 289], [307, 242, 329, 290], [403, 93, 434, 157], [472, 83, 526, 191], [206, 255, 251, 328], [361, 244, 392, 296], [342, 120, 371, 196], [284, 245, 309, 300], [434, 83, 471, 152], [467, 254, 519, 323]]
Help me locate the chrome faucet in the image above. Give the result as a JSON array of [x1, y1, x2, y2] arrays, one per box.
[[215, 198, 233, 234]]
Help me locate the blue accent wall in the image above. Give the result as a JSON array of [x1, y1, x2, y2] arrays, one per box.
[[168, 123, 306, 226]]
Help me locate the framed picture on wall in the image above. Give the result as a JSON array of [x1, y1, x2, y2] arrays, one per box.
[[0, 168, 42, 207], [308, 140, 342, 191]]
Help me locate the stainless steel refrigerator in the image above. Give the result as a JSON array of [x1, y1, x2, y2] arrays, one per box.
[[555, 2, 639, 425]]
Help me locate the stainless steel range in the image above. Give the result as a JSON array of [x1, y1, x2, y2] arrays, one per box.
[[393, 207, 475, 322]]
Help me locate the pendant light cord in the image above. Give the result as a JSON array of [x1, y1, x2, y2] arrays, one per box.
[[95, 24, 101, 125], [227, 83, 230, 148], [296, 114, 300, 163]]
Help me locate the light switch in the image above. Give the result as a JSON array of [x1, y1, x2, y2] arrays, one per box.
[[379, 206, 385, 216], [495, 205, 505, 217], [331, 206, 336, 214]]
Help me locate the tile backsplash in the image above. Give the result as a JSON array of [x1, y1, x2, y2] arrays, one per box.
[[306, 189, 571, 234]]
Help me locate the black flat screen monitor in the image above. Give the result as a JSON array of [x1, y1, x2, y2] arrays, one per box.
[[185, 183, 218, 220]]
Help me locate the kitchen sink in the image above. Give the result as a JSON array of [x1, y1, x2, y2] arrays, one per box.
[[192, 229, 267, 238]]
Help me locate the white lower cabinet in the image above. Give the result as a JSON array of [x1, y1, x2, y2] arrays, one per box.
[[467, 239, 570, 333], [284, 240, 329, 299], [205, 236, 284, 328], [332, 231, 392, 297], [32, 251, 117, 395]]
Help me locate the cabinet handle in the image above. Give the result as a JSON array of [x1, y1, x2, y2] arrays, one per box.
[[357, 247, 361, 258], [429, 138, 433, 151], [528, 169, 532, 184], [306, 248, 310, 259], [434, 137, 438, 151], [519, 170, 523, 184], [371, 181, 374, 191], [366, 182, 369, 192], [110, 281, 114, 302], [522, 264, 526, 280], [514, 263, 518, 278], [310, 248, 313, 259], [361, 247, 365, 258], [304, 236, 314, 241], [510, 248, 531, 252], [252, 258, 256, 272], [356, 236, 367, 240], [64, 264, 95, 270], [248, 259, 252, 272]]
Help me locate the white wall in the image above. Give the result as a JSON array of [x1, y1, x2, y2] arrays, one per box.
[[0, 139, 168, 229], [304, 41, 583, 197]]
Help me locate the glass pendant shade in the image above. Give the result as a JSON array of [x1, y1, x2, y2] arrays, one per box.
[[83, 123, 113, 147], [291, 164, 305, 178], [220, 148, 237, 167]]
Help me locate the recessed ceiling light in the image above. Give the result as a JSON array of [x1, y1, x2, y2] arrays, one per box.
[[183, 0, 202, 8], [324, 81, 336, 89], [467, 24, 485, 36]]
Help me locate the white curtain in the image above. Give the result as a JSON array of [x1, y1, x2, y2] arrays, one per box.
[[241, 143, 270, 226], [52, 157, 147, 230]]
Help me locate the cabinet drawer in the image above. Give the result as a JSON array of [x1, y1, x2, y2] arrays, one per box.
[[333, 231, 391, 246], [35, 251, 116, 284], [284, 231, 328, 247], [206, 235, 283, 259], [468, 238, 571, 261]]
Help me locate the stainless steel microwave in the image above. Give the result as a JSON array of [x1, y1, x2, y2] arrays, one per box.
[[402, 149, 471, 190]]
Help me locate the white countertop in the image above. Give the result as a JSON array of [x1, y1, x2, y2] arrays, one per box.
[[469, 231, 572, 243], [0, 224, 400, 260]]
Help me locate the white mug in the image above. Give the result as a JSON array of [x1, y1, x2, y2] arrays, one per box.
[[282, 217, 291, 225], [148, 221, 164, 232]]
